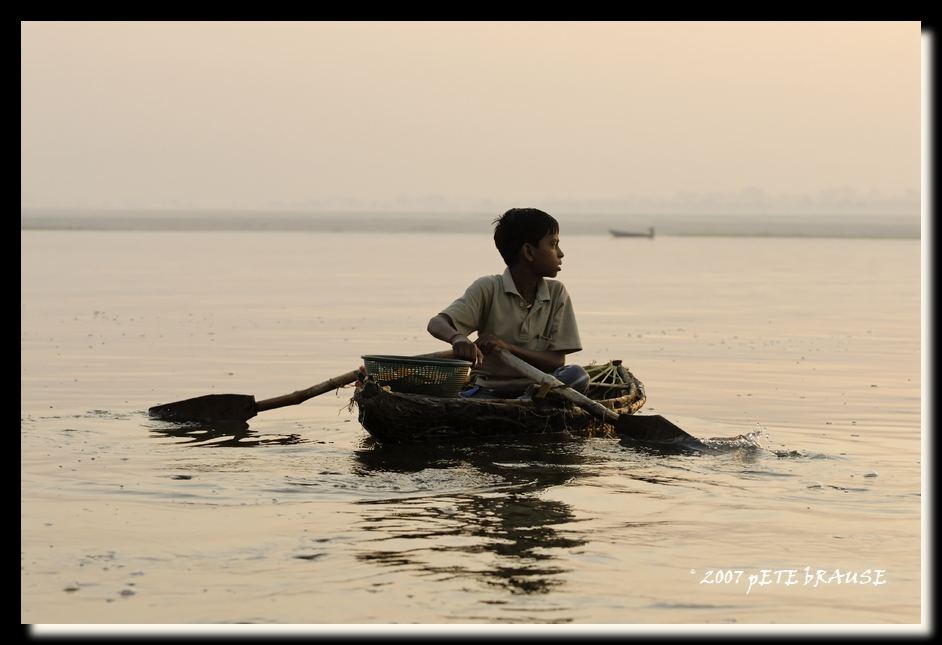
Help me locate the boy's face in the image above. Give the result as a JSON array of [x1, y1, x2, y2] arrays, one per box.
[[525, 231, 564, 277]]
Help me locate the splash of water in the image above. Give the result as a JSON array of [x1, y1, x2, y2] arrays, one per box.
[[701, 423, 770, 452]]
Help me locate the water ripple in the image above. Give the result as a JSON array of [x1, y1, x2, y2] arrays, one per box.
[[147, 419, 306, 448]]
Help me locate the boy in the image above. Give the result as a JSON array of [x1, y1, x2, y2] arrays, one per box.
[[427, 207, 589, 398]]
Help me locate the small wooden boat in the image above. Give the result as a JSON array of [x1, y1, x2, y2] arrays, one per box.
[[609, 227, 655, 238], [352, 361, 646, 444]]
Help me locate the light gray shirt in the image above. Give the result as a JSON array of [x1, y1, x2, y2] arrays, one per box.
[[441, 268, 582, 385]]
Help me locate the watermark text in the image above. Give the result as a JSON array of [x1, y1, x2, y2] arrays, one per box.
[[690, 567, 887, 595]]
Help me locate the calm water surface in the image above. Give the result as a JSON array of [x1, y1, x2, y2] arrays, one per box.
[[21, 230, 923, 629]]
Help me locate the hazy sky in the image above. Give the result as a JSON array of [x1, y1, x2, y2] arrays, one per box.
[[20, 21, 922, 214]]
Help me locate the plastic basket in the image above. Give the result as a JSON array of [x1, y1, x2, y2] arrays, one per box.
[[362, 355, 472, 397]]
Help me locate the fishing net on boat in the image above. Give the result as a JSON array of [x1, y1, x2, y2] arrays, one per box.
[[583, 360, 644, 402]]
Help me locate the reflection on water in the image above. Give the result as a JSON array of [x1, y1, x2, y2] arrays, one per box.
[[148, 419, 305, 447], [352, 439, 590, 602]]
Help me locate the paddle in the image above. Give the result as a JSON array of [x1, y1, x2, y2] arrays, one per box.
[[148, 350, 455, 424], [494, 349, 708, 450]]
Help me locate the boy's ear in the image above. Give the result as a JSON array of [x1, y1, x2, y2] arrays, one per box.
[[521, 243, 535, 262]]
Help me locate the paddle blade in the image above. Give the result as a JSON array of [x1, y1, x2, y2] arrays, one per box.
[[614, 414, 708, 451], [148, 394, 258, 423]]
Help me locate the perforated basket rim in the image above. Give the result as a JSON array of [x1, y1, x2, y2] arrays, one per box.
[[361, 355, 473, 368]]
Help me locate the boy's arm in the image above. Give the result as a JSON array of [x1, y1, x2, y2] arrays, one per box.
[[475, 334, 566, 373], [427, 313, 484, 365]]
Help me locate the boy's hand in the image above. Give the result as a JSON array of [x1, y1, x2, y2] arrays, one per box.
[[450, 335, 484, 366], [475, 334, 511, 356]]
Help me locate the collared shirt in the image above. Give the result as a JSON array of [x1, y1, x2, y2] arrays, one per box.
[[440, 268, 582, 386]]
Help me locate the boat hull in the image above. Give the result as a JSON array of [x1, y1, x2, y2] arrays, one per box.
[[352, 368, 646, 444]]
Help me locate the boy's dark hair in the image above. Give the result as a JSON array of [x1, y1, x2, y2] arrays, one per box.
[[492, 208, 559, 266]]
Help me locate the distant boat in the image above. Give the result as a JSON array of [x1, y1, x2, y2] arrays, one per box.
[[610, 227, 655, 238]]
